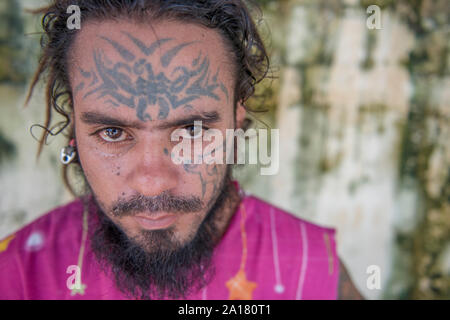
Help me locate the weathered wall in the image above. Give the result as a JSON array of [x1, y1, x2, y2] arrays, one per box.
[[240, 0, 449, 299], [0, 0, 448, 299], [0, 0, 72, 242]]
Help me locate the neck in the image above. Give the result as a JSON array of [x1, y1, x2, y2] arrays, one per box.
[[211, 179, 242, 245]]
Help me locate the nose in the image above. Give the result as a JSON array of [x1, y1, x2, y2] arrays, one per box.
[[126, 138, 178, 197]]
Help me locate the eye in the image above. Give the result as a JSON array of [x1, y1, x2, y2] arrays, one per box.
[[183, 124, 204, 139], [99, 127, 128, 142]]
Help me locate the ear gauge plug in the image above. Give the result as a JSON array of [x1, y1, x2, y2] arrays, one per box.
[[60, 139, 76, 164]]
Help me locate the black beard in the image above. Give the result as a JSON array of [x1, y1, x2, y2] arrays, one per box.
[[88, 170, 233, 300]]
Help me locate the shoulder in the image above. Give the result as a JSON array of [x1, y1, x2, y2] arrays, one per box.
[[0, 199, 86, 299], [238, 194, 340, 299], [243, 194, 336, 238], [0, 198, 84, 260], [242, 194, 339, 268]]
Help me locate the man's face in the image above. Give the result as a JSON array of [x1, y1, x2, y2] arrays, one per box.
[[69, 19, 244, 251]]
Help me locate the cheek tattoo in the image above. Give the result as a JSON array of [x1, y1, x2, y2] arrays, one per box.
[[74, 32, 229, 122], [182, 163, 222, 202]]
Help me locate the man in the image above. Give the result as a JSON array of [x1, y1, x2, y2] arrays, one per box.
[[0, 0, 363, 300]]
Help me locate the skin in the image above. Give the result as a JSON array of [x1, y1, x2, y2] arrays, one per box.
[[69, 19, 245, 248], [68, 18, 362, 299], [338, 259, 365, 299]]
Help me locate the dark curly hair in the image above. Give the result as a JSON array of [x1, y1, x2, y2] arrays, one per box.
[[26, 0, 270, 195]]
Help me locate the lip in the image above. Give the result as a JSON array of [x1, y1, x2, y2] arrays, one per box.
[[134, 214, 177, 230]]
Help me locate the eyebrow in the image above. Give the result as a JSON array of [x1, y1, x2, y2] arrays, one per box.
[[156, 111, 221, 129], [80, 111, 221, 130], [80, 112, 146, 129]]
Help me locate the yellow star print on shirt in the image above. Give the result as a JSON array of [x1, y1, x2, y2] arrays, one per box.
[[225, 203, 257, 300], [226, 269, 257, 300], [0, 235, 15, 253], [71, 283, 87, 296]]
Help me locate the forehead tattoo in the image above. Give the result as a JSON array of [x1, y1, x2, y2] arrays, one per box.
[[74, 31, 230, 122]]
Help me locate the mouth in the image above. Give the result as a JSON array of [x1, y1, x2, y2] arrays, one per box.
[[134, 214, 177, 230]]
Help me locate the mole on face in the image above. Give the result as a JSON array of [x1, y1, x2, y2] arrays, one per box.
[[163, 148, 169, 156]]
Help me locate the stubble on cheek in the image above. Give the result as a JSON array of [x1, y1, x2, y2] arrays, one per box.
[[170, 211, 205, 244]]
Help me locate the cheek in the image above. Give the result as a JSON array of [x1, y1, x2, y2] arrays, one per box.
[[77, 143, 125, 200], [178, 163, 226, 199], [172, 208, 207, 240]]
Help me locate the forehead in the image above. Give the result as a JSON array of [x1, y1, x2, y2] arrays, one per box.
[[69, 19, 234, 123]]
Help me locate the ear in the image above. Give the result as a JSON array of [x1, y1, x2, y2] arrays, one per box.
[[235, 102, 247, 129], [69, 111, 76, 140]]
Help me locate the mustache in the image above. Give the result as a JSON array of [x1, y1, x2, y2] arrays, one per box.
[[111, 192, 204, 217]]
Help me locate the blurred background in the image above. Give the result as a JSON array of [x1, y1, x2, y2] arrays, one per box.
[[0, 0, 448, 299]]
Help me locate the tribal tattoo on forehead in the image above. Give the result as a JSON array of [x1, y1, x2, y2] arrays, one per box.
[[74, 31, 230, 122]]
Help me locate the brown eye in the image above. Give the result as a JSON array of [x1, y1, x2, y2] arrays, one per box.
[[100, 127, 127, 142], [184, 124, 203, 139]]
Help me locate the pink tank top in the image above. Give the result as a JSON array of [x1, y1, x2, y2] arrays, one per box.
[[0, 189, 338, 299]]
